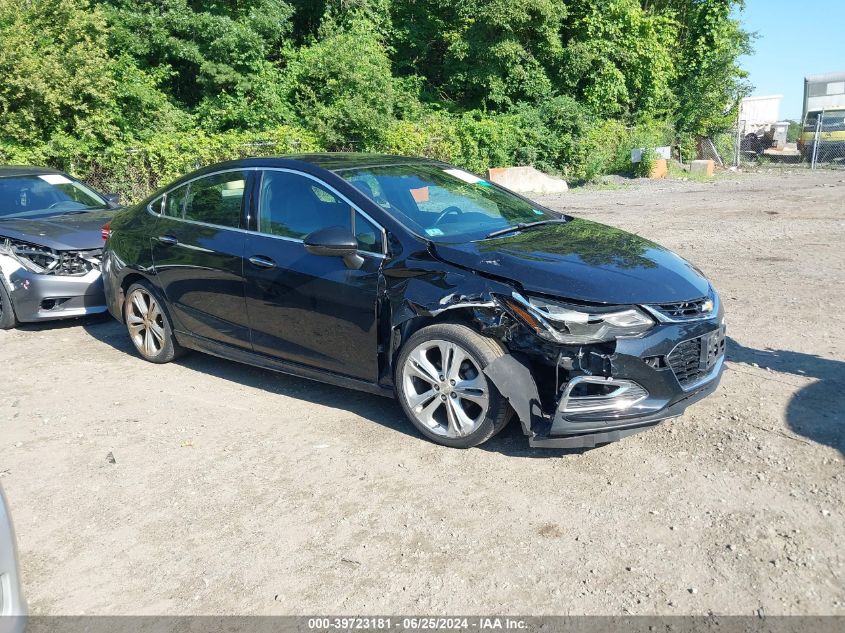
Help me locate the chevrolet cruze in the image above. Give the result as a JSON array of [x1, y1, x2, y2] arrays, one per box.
[[102, 154, 725, 449]]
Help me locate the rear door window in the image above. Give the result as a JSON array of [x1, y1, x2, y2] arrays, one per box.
[[183, 172, 247, 228]]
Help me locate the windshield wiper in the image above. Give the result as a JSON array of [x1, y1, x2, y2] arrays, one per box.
[[484, 218, 568, 239], [48, 208, 99, 217]]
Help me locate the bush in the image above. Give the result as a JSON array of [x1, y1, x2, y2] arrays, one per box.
[[280, 20, 398, 149], [580, 119, 629, 181], [381, 113, 462, 163], [18, 125, 323, 203], [787, 120, 802, 144], [633, 148, 658, 178]]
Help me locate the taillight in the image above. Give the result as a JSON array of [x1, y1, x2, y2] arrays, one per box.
[[101, 222, 111, 241]]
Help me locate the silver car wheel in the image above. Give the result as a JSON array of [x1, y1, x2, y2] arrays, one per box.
[[401, 338, 490, 438], [126, 288, 166, 358]]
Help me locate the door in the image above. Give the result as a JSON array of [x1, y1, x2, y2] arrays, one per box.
[[150, 169, 253, 349], [244, 169, 384, 381]]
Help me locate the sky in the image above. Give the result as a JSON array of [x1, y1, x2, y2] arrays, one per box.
[[738, 0, 845, 120]]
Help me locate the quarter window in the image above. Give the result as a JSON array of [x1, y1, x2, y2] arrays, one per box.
[[163, 185, 188, 218], [183, 172, 247, 228], [148, 195, 164, 215]]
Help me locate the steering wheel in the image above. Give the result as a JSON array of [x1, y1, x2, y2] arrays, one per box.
[[433, 205, 464, 226]]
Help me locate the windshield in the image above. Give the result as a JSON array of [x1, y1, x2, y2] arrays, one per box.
[[0, 174, 108, 220], [338, 163, 558, 242], [804, 110, 845, 132]]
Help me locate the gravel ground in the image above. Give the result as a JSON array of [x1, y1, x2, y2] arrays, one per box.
[[0, 169, 843, 616]]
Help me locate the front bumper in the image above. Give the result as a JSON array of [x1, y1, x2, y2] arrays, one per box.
[[1, 255, 107, 323], [526, 317, 726, 448]]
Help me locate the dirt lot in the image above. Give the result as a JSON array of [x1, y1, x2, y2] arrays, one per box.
[[1, 169, 843, 616]]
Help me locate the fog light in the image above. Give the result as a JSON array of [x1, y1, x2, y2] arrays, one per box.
[[560, 377, 648, 414]]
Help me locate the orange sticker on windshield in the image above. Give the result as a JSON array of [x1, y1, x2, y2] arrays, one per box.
[[410, 186, 429, 202]]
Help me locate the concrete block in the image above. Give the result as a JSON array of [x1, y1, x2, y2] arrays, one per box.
[[486, 166, 568, 194], [690, 160, 715, 177], [649, 159, 668, 179]]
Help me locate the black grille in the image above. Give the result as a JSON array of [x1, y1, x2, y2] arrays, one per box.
[[667, 332, 725, 388], [650, 297, 712, 320], [56, 249, 102, 275]]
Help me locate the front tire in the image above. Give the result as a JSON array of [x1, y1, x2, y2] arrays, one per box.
[[124, 281, 183, 363], [0, 280, 18, 330], [395, 323, 512, 448]]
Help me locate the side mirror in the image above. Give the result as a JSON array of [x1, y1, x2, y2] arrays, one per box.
[[303, 226, 363, 269], [104, 193, 121, 207]]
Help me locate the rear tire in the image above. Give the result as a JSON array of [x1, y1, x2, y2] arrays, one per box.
[[395, 323, 512, 448], [124, 281, 183, 363], [0, 280, 18, 330]]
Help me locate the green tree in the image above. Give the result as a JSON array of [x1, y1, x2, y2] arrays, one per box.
[[560, 0, 677, 119], [280, 18, 399, 148], [390, 0, 567, 109], [0, 0, 119, 148], [0, 0, 756, 197], [663, 0, 752, 136], [98, 0, 294, 110]]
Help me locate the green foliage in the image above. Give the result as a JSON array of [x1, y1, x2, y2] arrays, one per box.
[[99, 0, 294, 110], [279, 18, 398, 149], [0, 0, 753, 201], [76, 125, 320, 203], [381, 113, 462, 163], [391, 0, 567, 110], [0, 0, 119, 148], [666, 0, 753, 136], [561, 0, 677, 119], [578, 119, 674, 179], [787, 120, 802, 144], [634, 148, 658, 178]]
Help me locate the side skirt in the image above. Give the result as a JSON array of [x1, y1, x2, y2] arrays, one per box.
[[174, 331, 394, 399]]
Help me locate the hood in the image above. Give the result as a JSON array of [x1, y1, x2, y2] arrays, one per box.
[[0, 209, 115, 251], [432, 218, 711, 305]]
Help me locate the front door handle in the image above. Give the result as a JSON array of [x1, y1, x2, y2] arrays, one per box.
[[249, 255, 276, 270], [158, 235, 178, 246]]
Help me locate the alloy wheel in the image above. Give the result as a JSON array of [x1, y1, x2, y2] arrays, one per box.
[[401, 339, 490, 438], [126, 288, 166, 358]]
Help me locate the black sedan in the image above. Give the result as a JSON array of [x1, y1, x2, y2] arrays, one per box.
[[102, 154, 725, 449], [0, 166, 119, 329]]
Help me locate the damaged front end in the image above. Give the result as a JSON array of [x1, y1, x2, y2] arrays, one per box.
[[0, 237, 107, 322], [491, 290, 725, 447], [386, 259, 725, 448]]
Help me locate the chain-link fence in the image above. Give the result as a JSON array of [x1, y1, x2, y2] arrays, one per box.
[[703, 112, 845, 170]]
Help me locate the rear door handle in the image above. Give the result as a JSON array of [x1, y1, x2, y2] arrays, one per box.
[[158, 235, 178, 246], [249, 255, 276, 270]]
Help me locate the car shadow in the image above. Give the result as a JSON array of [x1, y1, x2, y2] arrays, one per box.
[[727, 337, 844, 455], [81, 318, 583, 457]]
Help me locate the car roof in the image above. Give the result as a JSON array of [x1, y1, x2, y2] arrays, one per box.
[[0, 165, 66, 178], [282, 153, 441, 171], [176, 154, 445, 184]]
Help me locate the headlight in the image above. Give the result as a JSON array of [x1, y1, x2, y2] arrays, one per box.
[[502, 292, 655, 343], [0, 238, 101, 276]]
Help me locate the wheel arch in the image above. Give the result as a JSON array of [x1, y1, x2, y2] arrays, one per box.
[[387, 306, 488, 382], [115, 271, 155, 323]]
